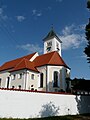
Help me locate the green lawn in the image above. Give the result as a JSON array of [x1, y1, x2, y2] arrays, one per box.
[[0, 114, 90, 120]]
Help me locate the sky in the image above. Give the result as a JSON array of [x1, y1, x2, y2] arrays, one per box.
[[0, 0, 90, 79]]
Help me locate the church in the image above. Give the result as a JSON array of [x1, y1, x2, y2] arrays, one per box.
[[0, 29, 71, 92]]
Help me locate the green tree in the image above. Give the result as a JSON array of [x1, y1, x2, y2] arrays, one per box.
[[84, 0, 90, 63]]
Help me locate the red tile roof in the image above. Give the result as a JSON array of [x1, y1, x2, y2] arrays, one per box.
[[0, 52, 36, 71], [0, 51, 69, 72], [34, 51, 69, 68], [10, 58, 38, 72]]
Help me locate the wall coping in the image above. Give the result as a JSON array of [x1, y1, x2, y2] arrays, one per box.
[[0, 88, 72, 95]]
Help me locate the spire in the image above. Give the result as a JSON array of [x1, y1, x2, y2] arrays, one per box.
[[51, 24, 54, 30], [43, 28, 62, 43], [43, 27, 62, 56]]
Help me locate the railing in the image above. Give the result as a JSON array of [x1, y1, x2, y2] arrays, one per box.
[[72, 90, 90, 95]]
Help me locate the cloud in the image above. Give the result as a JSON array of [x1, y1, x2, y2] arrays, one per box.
[[59, 24, 85, 50], [16, 15, 26, 22], [32, 9, 42, 17], [79, 52, 87, 59], [0, 7, 16, 35], [0, 7, 8, 20], [81, 54, 87, 58], [32, 9, 37, 15], [17, 43, 43, 54], [36, 13, 42, 17], [0, 8, 3, 15]]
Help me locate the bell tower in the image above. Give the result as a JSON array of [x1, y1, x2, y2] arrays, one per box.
[[43, 29, 62, 56]]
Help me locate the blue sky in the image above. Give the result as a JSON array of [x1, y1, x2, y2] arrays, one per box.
[[0, 0, 90, 79]]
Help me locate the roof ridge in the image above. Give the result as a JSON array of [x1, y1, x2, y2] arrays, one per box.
[[48, 51, 57, 64], [57, 54, 68, 66], [48, 51, 69, 68], [24, 58, 28, 68], [34, 51, 56, 63], [22, 58, 36, 70], [10, 58, 39, 72], [14, 58, 26, 69]]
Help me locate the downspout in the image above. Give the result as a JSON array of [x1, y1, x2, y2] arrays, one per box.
[[46, 65, 48, 92], [25, 69, 27, 89]]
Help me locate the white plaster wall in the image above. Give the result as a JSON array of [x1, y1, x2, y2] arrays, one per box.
[[37, 65, 70, 92], [62, 67, 66, 91], [10, 70, 25, 89], [47, 66, 61, 92], [44, 39, 53, 54], [44, 37, 61, 56], [48, 66, 67, 92], [0, 71, 10, 88], [37, 66, 47, 91], [53, 38, 61, 56], [5, 70, 40, 90], [0, 90, 90, 118], [27, 70, 40, 90]]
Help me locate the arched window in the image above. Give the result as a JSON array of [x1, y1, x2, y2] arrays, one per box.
[[18, 73, 22, 79], [18, 85, 21, 89], [0, 78, 1, 87], [31, 74, 34, 80], [53, 71, 58, 87], [7, 77, 10, 88], [12, 86, 15, 89], [12, 74, 15, 80], [40, 73, 43, 88]]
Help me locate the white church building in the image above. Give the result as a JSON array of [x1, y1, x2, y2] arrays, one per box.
[[0, 29, 71, 92]]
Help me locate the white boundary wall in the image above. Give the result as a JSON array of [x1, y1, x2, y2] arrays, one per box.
[[0, 90, 90, 118]]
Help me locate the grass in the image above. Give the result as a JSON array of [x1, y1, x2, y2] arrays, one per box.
[[0, 114, 90, 120]]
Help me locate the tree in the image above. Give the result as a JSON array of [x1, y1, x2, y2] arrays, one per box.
[[87, 0, 90, 9], [84, 0, 90, 63]]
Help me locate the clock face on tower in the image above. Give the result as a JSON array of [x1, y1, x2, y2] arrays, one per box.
[[47, 46, 51, 51], [46, 41, 52, 52]]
